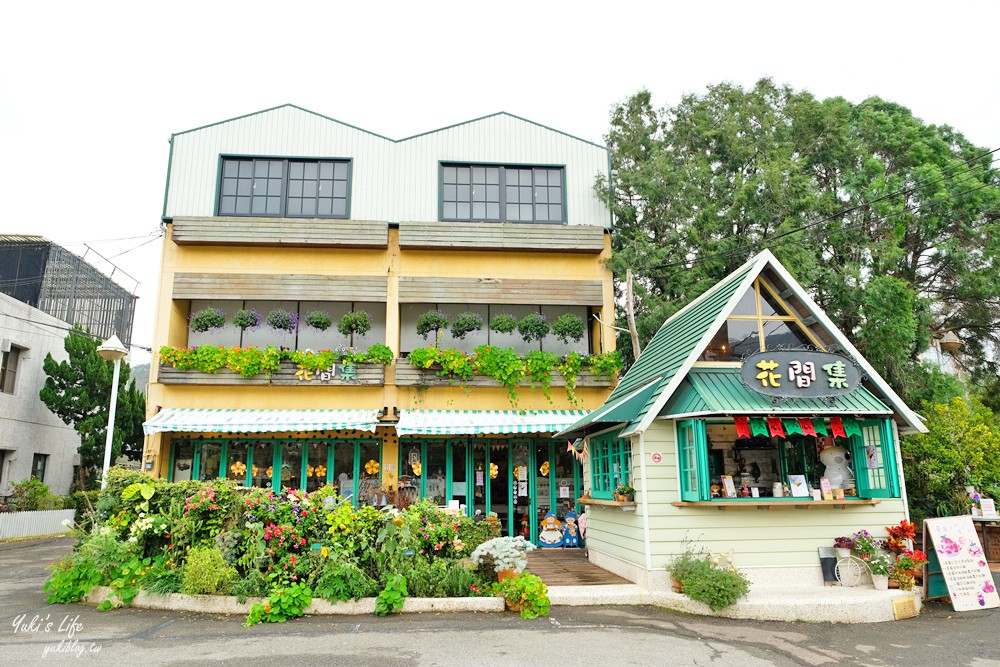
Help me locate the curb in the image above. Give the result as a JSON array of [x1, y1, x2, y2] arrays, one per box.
[[83, 587, 506, 615]]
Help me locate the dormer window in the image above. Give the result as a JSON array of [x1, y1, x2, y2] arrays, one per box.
[[218, 157, 351, 218], [440, 164, 564, 223]]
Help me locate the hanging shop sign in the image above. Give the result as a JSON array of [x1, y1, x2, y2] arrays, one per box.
[[741, 351, 861, 399]]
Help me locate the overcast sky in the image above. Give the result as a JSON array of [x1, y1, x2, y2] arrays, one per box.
[[2, 1, 997, 364]]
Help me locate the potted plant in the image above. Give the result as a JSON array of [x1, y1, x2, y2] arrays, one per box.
[[891, 549, 927, 591], [232, 308, 262, 331], [338, 311, 372, 337], [517, 312, 550, 343], [552, 313, 585, 344], [492, 572, 550, 618], [851, 530, 880, 560], [416, 310, 450, 341], [668, 543, 750, 610], [833, 536, 854, 559], [266, 309, 299, 334], [304, 310, 333, 332], [490, 313, 518, 335], [868, 553, 892, 590], [615, 484, 635, 503], [470, 536, 536, 581], [450, 311, 484, 340], [190, 307, 227, 333]]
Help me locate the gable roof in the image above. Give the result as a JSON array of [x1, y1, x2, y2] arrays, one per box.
[[171, 104, 607, 149], [558, 249, 926, 439]]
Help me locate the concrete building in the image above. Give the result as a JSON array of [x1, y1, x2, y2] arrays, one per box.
[[144, 105, 617, 542]]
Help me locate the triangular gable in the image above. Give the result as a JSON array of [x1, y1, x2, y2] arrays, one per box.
[[617, 249, 925, 436]]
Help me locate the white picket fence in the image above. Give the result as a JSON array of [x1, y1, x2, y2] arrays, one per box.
[[0, 509, 75, 539]]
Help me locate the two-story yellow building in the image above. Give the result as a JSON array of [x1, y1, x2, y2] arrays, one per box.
[[143, 105, 616, 543]]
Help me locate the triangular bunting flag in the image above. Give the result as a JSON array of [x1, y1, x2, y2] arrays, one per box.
[[799, 418, 816, 437], [830, 417, 846, 439], [843, 418, 863, 439], [734, 416, 751, 439], [567, 441, 575, 453], [783, 418, 803, 436], [767, 417, 786, 438], [750, 417, 769, 437], [813, 420, 829, 436]]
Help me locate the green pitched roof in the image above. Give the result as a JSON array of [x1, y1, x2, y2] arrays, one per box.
[[556, 378, 664, 437], [660, 367, 892, 417], [609, 260, 758, 402]]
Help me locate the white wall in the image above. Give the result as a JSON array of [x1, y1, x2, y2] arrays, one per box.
[[0, 293, 81, 495], [164, 106, 610, 227]]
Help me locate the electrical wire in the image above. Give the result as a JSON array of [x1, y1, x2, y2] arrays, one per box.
[[0, 311, 151, 352]]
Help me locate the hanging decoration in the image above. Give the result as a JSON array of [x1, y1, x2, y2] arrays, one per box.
[[767, 417, 786, 438], [733, 416, 751, 439], [813, 419, 829, 436], [489, 462, 499, 479], [749, 417, 769, 438], [411, 461, 422, 476], [230, 461, 246, 476], [830, 417, 847, 438], [365, 459, 380, 476], [798, 418, 817, 437], [539, 461, 550, 477], [266, 466, 273, 478], [315, 465, 327, 478], [782, 418, 803, 436], [843, 418, 863, 439], [307, 465, 315, 477], [252, 465, 259, 477]]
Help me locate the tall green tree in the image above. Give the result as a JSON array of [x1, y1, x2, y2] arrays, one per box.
[[39, 328, 146, 488], [599, 80, 1000, 403]]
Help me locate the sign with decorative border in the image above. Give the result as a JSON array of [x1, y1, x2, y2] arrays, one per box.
[[741, 350, 861, 399], [925, 516, 999, 611]]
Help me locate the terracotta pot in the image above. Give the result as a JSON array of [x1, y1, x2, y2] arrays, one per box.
[[624, 494, 635, 503], [672, 580, 684, 593], [505, 599, 523, 613], [497, 568, 518, 583], [888, 578, 899, 589]]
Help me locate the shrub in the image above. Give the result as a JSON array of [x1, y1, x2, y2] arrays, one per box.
[[450, 312, 484, 339], [266, 309, 299, 334], [7, 479, 63, 511], [516, 312, 550, 343], [470, 536, 536, 574], [669, 545, 749, 611], [490, 313, 518, 335], [245, 582, 313, 626], [304, 310, 333, 331], [356, 343, 394, 365], [338, 311, 372, 337], [180, 547, 235, 595], [232, 308, 262, 330], [44, 555, 101, 603], [552, 313, 585, 344], [374, 573, 408, 616], [416, 310, 450, 340], [315, 558, 378, 603], [190, 307, 227, 333]]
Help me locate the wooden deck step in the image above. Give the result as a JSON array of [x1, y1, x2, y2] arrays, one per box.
[[526, 548, 630, 586]]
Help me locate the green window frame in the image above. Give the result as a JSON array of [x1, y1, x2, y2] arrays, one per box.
[[589, 430, 631, 500], [849, 419, 900, 499], [677, 419, 709, 501]]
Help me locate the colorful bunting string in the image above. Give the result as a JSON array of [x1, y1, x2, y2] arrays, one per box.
[[749, 417, 769, 437], [798, 418, 816, 437], [829, 416, 846, 438], [767, 417, 785, 438], [782, 418, 803, 436], [734, 416, 751, 439]]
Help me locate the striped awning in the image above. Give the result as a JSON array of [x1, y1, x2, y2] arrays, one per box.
[[395, 410, 589, 436], [142, 408, 381, 435]]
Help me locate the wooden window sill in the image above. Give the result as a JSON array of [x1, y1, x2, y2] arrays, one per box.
[[578, 497, 638, 511], [671, 499, 881, 510]]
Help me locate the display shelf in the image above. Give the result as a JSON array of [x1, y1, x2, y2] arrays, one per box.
[[671, 499, 881, 510]]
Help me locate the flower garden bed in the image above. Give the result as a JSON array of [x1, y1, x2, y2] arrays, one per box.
[[45, 469, 550, 626], [158, 361, 386, 386]]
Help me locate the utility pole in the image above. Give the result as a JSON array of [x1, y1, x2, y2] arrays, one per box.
[[626, 269, 641, 359]]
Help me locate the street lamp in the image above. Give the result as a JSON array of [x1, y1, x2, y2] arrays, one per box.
[[97, 334, 128, 490]]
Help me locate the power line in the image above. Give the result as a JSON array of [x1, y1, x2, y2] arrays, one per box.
[[0, 311, 152, 352]]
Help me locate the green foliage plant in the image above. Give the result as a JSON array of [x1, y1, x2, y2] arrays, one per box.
[[492, 572, 550, 619], [668, 544, 749, 611], [472, 346, 526, 406], [355, 343, 394, 365], [304, 310, 333, 331], [450, 312, 484, 339], [525, 350, 559, 402], [161, 344, 395, 377], [374, 573, 408, 616], [315, 558, 377, 603], [245, 583, 313, 626], [190, 307, 227, 333], [338, 311, 372, 337], [7, 478, 62, 511], [868, 553, 893, 576], [180, 547, 235, 595], [417, 310, 450, 341], [470, 536, 536, 575], [45, 556, 102, 603], [490, 313, 518, 335], [516, 312, 550, 343], [552, 313, 585, 344], [232, 308, 261, 330]]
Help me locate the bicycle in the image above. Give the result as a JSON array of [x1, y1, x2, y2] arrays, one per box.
[[835, 553, 872, 587]]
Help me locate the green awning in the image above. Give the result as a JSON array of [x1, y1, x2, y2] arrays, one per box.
[[660, 367, 892, 417], [555, 378, 664, 438], [396, 410, 588, 436], [143, 408, 381, 434]]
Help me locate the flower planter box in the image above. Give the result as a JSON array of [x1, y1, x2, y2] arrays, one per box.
[[158, 362, 385, 386], [395, 364, 613, 388], [0, 509, 75, 540]]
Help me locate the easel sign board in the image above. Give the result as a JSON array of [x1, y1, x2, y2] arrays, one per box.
[[924, 516, 999, 611]]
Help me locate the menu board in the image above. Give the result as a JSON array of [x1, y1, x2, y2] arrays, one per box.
[[924, 516, 999, 611]]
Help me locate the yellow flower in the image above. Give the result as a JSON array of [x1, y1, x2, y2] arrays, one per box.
[[321, 546, 329, 558]]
